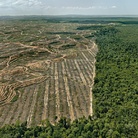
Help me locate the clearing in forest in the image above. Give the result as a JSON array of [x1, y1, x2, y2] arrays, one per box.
[[0, 20, 98, 126]]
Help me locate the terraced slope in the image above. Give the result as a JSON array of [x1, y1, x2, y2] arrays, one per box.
[[0, 21, 98, 126]]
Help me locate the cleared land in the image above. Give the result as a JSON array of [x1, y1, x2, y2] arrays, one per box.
[[0, 20, 98, 126]]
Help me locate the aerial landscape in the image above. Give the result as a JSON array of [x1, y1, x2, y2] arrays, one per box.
[[0, 0, 138, 138], [0, 19, 98, 126]]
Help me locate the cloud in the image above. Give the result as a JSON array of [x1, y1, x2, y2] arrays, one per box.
[[62, 6, 96, 10], [111, 6, 117, 9], [0, 0, 47, 15], [0, 1, 119, 15], [12, 0, 42, 7], [0, 0, 43, 8], [61, 6, 118, 10]]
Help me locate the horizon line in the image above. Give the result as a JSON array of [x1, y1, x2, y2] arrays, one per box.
[[0, 14, 138, 17]]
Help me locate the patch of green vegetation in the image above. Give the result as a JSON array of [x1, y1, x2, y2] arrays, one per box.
[[69, 34, 83, 40], [46, 32, 75, 35], [11, 93, 19, 102], [77, 25, 104, 30], [118, 21, 138, 24], [59, 44, 76, 50], [92, 25, 138, 137]]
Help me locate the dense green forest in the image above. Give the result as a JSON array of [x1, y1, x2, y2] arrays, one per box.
[[0, 23, 138, 138]]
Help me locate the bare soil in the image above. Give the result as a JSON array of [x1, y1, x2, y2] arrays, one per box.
[[0, 21, 98, 127]]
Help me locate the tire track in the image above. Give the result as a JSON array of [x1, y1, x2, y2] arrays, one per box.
[[54, 62, 60, 119], [62, 60, 75, 120], [42, 80, 50, 121], [27, 85, 39, 127]]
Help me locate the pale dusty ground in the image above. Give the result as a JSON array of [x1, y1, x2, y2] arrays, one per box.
[[0, 22, 98, 126]]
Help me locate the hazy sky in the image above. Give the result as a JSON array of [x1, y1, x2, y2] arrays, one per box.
[[0, 0, 137, 16]]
